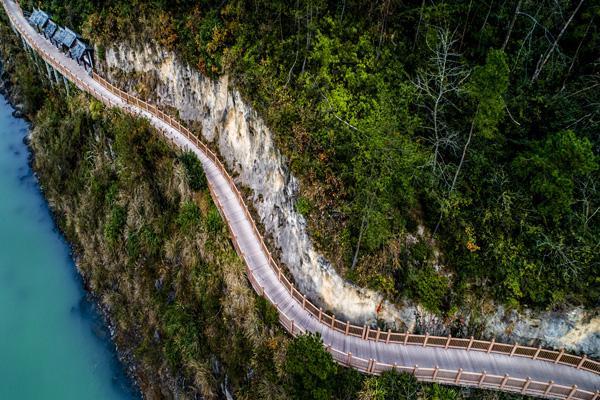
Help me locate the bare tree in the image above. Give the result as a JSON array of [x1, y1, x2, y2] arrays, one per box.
[[413, 28, 470, 185], [531, 0, 585, 82], [537, 233, 583, 280], [563, 15, 594, 86], [351, 194, 374, 269], [502, 0, 523, 50], [286, 0, 301, 87], [300, 2, 314, 74], [577, 176, 600, 231]]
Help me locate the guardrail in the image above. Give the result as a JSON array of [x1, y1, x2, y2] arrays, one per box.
[[93, 61, 600, 378], [3, 1, 598, 398]]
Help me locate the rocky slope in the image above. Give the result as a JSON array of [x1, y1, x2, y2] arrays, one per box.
[[99, 41, 599, 357]]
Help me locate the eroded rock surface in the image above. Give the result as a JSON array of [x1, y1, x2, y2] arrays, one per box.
[[100, 42, 599, 356]]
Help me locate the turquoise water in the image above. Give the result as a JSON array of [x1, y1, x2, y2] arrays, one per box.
[[0, 96, 137, 399]]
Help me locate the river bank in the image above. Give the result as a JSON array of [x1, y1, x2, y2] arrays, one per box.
[[0, 39, 145, 395], [0, 84, 137, 398]]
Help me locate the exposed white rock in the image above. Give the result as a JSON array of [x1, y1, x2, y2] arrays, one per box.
[[101, 43, 405, 328], [100, 42, 599, 356], [483, 307, 600, 357]]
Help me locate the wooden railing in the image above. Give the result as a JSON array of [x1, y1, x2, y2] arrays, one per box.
[[3, 2, 599, 398], [94, 61, 600, 378]]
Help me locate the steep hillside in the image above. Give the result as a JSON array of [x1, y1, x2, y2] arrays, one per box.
[[0, 13, 536, 398], [16, 0, 599, 352]]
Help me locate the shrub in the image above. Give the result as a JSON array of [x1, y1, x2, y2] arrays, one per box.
[[255, 296, 279, 327], [295, 196, 311, 216], [176, 201, 201, 231], [104, 205, 127, 243], [284, 333, 337, 400], [179, 151, 207, 191], [206, 205, 223, 233]]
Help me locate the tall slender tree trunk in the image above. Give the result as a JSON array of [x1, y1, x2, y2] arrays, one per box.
[[434, 119, 475, 235], [502, 0, 522, 51], [563, 15, 594, 87], [449, 119, 475, 194], [532, 0, 585, 82], [352, 196, 374, 269], [459, 0, 474, 50], [413, 0, 426, 49]]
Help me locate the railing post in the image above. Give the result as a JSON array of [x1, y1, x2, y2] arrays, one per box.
[[510, 342, 519, 357], [487, 338, 495, 354], [445, 334, 451, 349], [365, 325, 371, 340], [413, 365, 418, 376], [432, 366, 439, 380], [533, 345, 542, 360], [331, 315, 335, 328], [467, 336, 474, 351], [521, 377, 531, 394], [577, 355, 587, 369], [345, 321, 350, 335], [386, 329, 391, 344], [404, 332, 410, 346], [318, 307, 322, 322], [500, 374, 509, 389], [566, 385, 578, 400], [478, 371, 487, 387], [592, 391, 599, 400], [302, 294, 306, 309], [555, 348, 564, 364], [376, 327, 381, 342], [346, 352, 352, 366], [455, 368, 463, 384], [423, 332, 429, 347], [543, 381, 554, 396]]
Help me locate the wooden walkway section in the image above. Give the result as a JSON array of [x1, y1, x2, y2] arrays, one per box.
[[2, 1, 598, 397]]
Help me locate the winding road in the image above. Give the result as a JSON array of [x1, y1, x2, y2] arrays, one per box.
[[2, 0, 598, 398]]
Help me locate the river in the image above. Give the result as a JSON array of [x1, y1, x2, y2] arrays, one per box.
[[0, 95, 137, 399]]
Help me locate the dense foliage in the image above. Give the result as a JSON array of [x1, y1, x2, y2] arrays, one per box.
[[28, 0, 599, 314], [1, 11, 538, 399]]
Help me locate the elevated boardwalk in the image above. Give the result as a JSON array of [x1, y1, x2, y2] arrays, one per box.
[[2, 0, 598, 398]]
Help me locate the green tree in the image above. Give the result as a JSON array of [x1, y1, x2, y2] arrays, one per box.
[[514, 130, 597, 222], [437, 49, 509, 233], [284, 333, 337, 399], [467, 49, 510, 139], [375, 371, 421, 400], [451, 48, 509, 193], [179, 151, 207, 191]]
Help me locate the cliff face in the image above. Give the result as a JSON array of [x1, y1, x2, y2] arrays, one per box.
[[100, 42, 599, 357], [102, 42, 407, 327]]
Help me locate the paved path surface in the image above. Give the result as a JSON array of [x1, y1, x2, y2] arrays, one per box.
[[3, 0, 598, 396]]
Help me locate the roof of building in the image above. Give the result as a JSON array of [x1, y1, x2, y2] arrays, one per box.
[[52, 27, 67, 44], [28, 9, 49, 28], [27, 7, 94, 68], [43, 20, 57, 37], [61, 28, 78, 48], [69, 40, 90, 61]]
